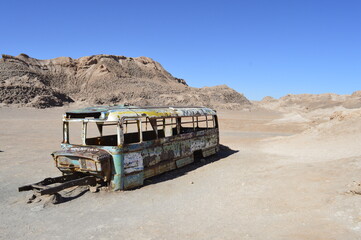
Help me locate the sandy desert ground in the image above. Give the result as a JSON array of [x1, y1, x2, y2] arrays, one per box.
[[1, 105, 361, 240]]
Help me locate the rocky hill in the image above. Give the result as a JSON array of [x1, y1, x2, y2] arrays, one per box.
[[256, 92, 361, 112], [0, 54, 251, 109]]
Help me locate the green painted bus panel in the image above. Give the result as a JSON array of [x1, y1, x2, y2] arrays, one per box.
[[176, 156, 194, 168], [124, 172, 144, 189], [111, 154, 123, 191]]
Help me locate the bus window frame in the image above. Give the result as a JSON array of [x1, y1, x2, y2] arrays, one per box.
[[63, 113, 218, 147], [63, 120, 122, 146]]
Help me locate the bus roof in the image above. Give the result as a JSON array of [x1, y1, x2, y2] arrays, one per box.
[[65, 105, 217, 121]]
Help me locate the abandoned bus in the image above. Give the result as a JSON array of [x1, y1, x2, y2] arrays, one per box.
[[50, 105, 219, 191]]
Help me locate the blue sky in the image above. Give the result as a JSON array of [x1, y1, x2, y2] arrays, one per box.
[[1, 0, 360, 100]]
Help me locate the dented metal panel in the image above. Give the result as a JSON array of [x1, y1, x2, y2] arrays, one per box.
[[52, 147, 112, 181]]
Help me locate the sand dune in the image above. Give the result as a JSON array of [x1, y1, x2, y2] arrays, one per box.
[[261, 108, 361, 162], [257, 92, 361, 112]]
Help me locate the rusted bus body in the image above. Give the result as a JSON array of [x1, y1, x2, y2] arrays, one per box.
[[52, 106, 219, 190]]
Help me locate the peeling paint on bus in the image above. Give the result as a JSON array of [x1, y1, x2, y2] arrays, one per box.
[[51, 105, 219, 190]]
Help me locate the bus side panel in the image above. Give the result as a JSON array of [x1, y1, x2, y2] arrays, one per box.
[[181, 131, 218, 157], [124, 172, 144, 189], [176, 156, 194, 168], [144, 160, 177, 179], [110, 153, 123, 191], [122, 129, 219, 189], [123, 150, 144, 189], [142, 141, 181, 179], [122, 141, 180, 189], [202, 147, 218, 157]]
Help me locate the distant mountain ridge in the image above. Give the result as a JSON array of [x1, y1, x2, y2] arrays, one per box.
[[0, 53, 251, 109], [257, 92, 361, 112]]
